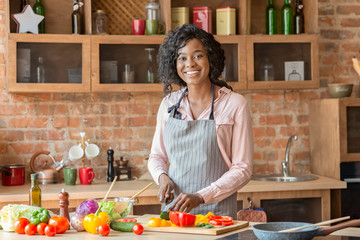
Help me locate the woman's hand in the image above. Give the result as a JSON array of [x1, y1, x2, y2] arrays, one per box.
[[158, 174, 175, 203], [169, 193, 204, 213]]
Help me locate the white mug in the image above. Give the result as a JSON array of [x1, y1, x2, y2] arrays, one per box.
[[85, 144, 100, 159], [69, 145, 84, 161]]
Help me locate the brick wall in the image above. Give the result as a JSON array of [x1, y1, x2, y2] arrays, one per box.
[[0, 0, 359, 182]]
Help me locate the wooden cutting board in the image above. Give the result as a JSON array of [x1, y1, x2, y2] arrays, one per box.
[[135, 214, 249, 235]]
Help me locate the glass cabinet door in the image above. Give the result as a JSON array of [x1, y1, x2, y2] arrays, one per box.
[[8, 34, 91, 93]]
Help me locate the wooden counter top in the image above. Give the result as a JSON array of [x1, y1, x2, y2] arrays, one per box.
[[0, 174, 345, 205]]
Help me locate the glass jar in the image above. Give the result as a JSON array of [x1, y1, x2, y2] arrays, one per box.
[[92, 10, 107, 35], [145, 0, 160, 20]]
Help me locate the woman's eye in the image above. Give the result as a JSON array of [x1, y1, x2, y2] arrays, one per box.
[[194, 54, 203, 59], [178, 56, 186, 61]]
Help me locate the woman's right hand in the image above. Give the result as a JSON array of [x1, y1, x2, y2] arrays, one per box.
[[158, 173, 175, 203]]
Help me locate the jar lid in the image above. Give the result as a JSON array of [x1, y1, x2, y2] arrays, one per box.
[[94, 9, 106, 14], [31, 173, 39, 180]]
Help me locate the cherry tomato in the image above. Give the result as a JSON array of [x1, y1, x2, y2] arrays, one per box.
[[98, 224, 110, 236], [37, 223, 48, 235], [14, 218, 30, 234], [45, 224, 56, 237], [25, 223, 37, 235], [132, 224, 144, 235], [48, 216, 69, 234]]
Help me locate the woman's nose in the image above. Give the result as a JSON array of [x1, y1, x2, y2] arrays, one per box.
[[185, 58, 196, 68]]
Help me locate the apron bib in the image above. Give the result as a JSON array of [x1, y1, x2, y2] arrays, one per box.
[[163, 85, 237, 218]]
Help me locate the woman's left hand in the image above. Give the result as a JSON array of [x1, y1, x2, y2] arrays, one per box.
[[169, 193, 204, 213]]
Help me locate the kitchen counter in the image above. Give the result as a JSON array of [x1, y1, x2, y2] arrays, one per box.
[[0, 174, 346, 221], [0, 225, 358, 240]]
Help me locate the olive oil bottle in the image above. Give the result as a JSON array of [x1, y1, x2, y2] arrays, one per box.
[[29, 173, 41, 207]]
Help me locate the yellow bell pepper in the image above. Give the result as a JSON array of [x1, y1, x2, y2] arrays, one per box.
[[195, 212, 214, 225], [84, 206, 110, 234], [147, 217, 171, 227]]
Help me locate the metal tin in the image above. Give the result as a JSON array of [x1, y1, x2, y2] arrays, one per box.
[[171, 7, 189, 30], [193, 6, 212, 33], [216, 6, 236, 35]]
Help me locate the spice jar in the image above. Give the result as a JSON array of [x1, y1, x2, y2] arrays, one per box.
[[92, 10, 107, 34]]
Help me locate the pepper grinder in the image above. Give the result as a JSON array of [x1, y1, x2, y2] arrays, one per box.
[[107, 147, 115, 182], [59, 188, 70, 223]]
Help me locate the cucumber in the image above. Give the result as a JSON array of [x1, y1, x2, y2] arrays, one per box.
[[110, 221, 137, 232], [160, 211, 170, 220]]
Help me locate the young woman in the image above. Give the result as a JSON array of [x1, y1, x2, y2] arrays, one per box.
[[148, 24, 253, 218]]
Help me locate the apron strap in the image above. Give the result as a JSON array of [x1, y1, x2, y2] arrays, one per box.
[[167, 87, 188, 119], [167, 85, 215, 120]]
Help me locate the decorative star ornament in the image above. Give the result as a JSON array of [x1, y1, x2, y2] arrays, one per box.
[[12, 5, 44, 34]]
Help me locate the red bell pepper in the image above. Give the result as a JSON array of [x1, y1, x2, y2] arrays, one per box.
[[209, 215, 234, 226], [169, 211, 196, 227]]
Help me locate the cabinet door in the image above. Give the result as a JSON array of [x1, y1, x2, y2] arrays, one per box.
[[247, 35, 319, 90], [8, 34, 91, 93]]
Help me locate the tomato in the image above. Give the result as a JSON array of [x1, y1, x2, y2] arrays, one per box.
[[132, 224, 144, 235], [45, 224, 56, 237], [37, 223, 48, 235], [25, 223, 37, 235], [14, 218, 30, 234], [98, 224, 110, 236], [115, 218, 137, 223], [48, 216, 69, 234]]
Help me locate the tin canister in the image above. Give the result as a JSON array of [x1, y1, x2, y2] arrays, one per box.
[[171, 7, 189, 30], [193, 6, 212, 33], [216, 6, 236, 35]]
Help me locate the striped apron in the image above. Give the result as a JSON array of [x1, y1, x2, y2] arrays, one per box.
[[163, 85, 237, 218]]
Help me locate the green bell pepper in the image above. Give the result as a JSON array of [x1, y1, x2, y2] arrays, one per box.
[[30, 208, 49, 225]]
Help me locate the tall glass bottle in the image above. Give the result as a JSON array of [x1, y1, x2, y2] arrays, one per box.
[[144, 48, 157, 83], [266, 0, 277, 35], [281, 0, 293, 35], [294, 0, 304, 34], [33, 0, 45, 33], [20, 0, 28, 12], [29, 173, 41, 207], [36, 57, 45, 83], [72, 0, 83, 34]]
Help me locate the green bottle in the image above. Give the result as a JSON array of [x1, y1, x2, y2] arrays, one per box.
[[281, 0, 293, 35], [33, 0, 45, 33], [266, 0, 277, 35]]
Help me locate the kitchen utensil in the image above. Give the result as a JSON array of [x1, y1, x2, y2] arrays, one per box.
[[135, 214, 249, 235], [102, 176, 118, 202], [85, 143, 100, 159], [68, 144, 84, 161], [129, 182, 153, 200], [252, 219, 360, 240], [30, 151, 64, 184], [161, 197, 168, 212], [280, 216, 350, 232], [0, 164, 25, 186], [63, 167, 77, 186]]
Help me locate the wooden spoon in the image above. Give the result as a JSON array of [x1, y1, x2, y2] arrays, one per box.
[[129, 182, 153, 200], [102, 176, 118, 202], [279, 216, 350, 233]]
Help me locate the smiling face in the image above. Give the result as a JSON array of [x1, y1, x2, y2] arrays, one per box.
[[176, 38, 210, 87]]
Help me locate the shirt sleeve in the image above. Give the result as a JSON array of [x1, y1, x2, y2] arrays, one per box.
[[148, 98, 170, 185], [196, 98, 253, 204]]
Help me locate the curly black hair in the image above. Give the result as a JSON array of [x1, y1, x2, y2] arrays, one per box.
[[157, 24, 232, 95]]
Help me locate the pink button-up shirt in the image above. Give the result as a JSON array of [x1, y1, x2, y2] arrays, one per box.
[[148, 87, 253, 204]]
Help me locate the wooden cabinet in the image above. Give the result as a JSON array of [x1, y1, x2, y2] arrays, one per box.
[[6, 0, 319, 93]]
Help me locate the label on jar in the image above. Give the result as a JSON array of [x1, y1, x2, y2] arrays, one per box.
[[193, 6, 212, 33]]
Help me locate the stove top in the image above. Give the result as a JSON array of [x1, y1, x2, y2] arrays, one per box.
[[216, 230, 360, 240]]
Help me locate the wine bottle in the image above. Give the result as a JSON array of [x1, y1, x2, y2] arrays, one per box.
[[72, 0, 83, 34], [281, 0, 293, 35], [294, 0, 304, 34], [266, 0, 277, 35], [20, 0, 28, 12], [33, 0, 45, 33]]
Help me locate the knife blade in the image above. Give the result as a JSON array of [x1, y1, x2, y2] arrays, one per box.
[[161, 197, 168, 212]]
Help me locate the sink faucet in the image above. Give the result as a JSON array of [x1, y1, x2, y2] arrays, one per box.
[[282, 135, 298, 177]]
